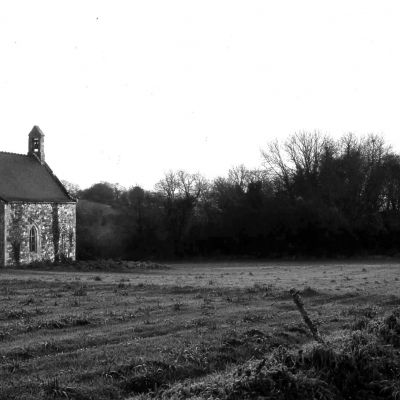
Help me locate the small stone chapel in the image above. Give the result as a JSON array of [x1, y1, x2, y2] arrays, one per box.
[[0, 126, 76, 266]]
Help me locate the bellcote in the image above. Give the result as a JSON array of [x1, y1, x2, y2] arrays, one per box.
[[28, 125, 45, 163]]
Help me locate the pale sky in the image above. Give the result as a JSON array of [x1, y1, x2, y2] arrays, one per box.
[[1, 1, 400, 190]]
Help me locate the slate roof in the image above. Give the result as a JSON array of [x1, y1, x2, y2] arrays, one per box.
[[0, 152, 74, 203]]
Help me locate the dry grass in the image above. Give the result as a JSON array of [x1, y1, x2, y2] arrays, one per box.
[[0, 260, 399, 399]]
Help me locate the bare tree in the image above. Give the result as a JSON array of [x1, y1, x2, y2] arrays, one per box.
[[156, 170, 208, 201], [227, 165, 250, 191], [155, 171, 181, 200], [177, 170, 209, 200], [261, 131, 333, 194], [261, 139, 292, 191], [284, 131, 329, 177], [61, 180, 80, 198], [155, 170, 209, 255]]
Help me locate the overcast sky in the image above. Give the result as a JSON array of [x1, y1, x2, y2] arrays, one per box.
[[1, 1, 400, 190]]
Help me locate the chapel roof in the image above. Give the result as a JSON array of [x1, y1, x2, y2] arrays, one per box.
[[0, 151, 74, 203]]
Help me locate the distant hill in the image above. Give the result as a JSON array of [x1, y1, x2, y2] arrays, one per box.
[[77, 199, 128, 259], [77, 199, 120, 216]]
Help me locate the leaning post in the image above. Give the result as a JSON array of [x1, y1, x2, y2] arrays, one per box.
[[289, 288, 326, 346]]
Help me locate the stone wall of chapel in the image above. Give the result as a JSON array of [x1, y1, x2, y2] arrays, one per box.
[[0, 203, 4, 267], [4, 202, 76, 266]]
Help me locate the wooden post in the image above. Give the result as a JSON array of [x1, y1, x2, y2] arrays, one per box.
[[289, 288, 326, 345]]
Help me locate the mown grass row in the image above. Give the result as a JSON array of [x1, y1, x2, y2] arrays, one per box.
[[1, 327, 299, 400], [4, 306, 398, 400], [0, 279, 309, 399]]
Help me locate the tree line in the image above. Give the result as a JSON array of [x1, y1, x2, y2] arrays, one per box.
[[69, 132, 400, 260]]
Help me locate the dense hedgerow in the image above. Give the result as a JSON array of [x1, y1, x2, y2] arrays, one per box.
[[20, 259, 168, 271]]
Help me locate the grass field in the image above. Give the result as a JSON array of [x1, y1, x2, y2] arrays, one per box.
[[1, 261, 400, 399]]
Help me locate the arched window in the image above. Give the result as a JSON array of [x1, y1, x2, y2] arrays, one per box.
[[29, 226, 38, 253]]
